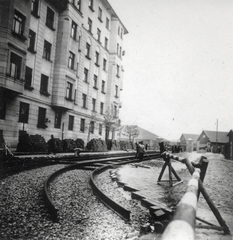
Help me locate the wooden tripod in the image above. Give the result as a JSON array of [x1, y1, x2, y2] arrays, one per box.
[[157, 153, 183, 187]]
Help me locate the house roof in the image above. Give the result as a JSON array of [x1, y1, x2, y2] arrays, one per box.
[[198, 130, 228, 143], [227, 130, 233, 136], [120, 125, 159, 140], [180, 134, 199, 141]]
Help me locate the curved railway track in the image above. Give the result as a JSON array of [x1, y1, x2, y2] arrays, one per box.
[[43, 151, 160, 221]]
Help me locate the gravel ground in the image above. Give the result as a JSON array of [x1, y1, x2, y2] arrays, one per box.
[[1, 152, 231, 240], [0, 164, 155, 240], [0, 164, 66, 240]]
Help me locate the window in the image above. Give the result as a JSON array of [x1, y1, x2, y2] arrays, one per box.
[[98, 7, 102, 21], [37, 107, 46, 128], [71, 21, 77, 40], [0, 100, 6, 120], [97, 28, 101, 42], [31, 0, 39, 17], [43, 40, 52, 61], [99, 123, 102, 135], [68, 115, 74, 130], [46, 7, 55, 30], [88, 18, 92, 33], [90, 121, 94, 133], [82, 93, 87, 108], [115, 85, 118, 97], [85, 43, 91, 58], [25, 66, 33, 88], [117, 43, 119, 55], [89, 0, 93, 10], [121, 28, 123, 38], [13, 10, 25, 37], [114, 105, 117, 117], [116, 65, 120, 77], [106, 17, 109, 30], [92, 98, 96, 111], [119, 47, 122, 57], [28, 30, 36, 53], [100, 102, 104, 114], [93, 75, 98, 89], [101, 80, 105, 93], [80, 118, 85, 132], [54, 111, 62, 129], [78, 35, 81, 51], [118, 26, 120, 35], [9, 52, 22, 79], [66, 82, 73, 100], [77, 0, 81, 11], [95, 51, 99, 65], [103, 58, 107, 71], [19, 102, 29, 123], [40, 74, 49, 95], [104, 37, 108, 49], [68, 51, 75, 69], [84, 68, 88, 82]]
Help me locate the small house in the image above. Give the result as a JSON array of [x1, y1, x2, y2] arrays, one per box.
[[180, 134, 199, 152], [197, 130, 228, 153]]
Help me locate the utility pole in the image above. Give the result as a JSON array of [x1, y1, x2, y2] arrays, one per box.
[[216, 119, 218, 150]]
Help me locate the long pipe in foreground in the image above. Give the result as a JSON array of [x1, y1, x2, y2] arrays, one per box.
[[161, 169, 200, 240]]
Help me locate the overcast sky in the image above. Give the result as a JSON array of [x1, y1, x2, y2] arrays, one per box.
[[108, 0, 233, 140]]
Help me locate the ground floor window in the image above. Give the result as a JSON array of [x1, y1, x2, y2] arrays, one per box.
[[54, 111, 62, 129], [99, 123, 102, 135], [37, 107, 46, 128], [68, 115, 74, 131], [90, 121, 94, 133], [80, 118, 85, 132], [0, 99, 6, 119], [19, 102, 29, 123]]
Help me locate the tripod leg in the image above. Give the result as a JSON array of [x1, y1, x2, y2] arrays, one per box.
[[168, 158, 173, 187], [158, 161, 168, 182], [171, 167, 181, 181]]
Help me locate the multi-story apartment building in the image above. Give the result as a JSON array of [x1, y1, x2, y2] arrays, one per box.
[[0, 0, 128, 149]]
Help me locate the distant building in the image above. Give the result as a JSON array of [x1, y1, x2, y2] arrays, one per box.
[[197, 130, 228, 153], [118, 125, 160, 150], [179, 133, 199, 152], [225, 130, 233, 160], [0, 0, 128, 149]]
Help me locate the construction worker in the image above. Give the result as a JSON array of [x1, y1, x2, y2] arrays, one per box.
[[138, 141, 146, 160]]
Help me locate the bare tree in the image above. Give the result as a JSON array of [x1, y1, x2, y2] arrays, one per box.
[[103, 105, 121, 142], [122, 125, 140, 142]]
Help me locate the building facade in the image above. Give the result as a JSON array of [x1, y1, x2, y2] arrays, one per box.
[[0, 0, 128, 149], [196, 130, 228, 153], [179, 133, 199, 151]]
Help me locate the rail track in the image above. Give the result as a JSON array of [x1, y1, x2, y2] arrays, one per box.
[[0, 150, 143, 179], [43, 151, 160, 221]]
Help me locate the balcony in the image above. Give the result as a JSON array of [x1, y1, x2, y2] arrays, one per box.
[[51, 96, 74, 111], [0, 74, 24, 95]]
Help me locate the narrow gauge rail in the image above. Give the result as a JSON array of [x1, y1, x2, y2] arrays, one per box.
[[0, 150, 158, 179], [44, 151, 160, 221]]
